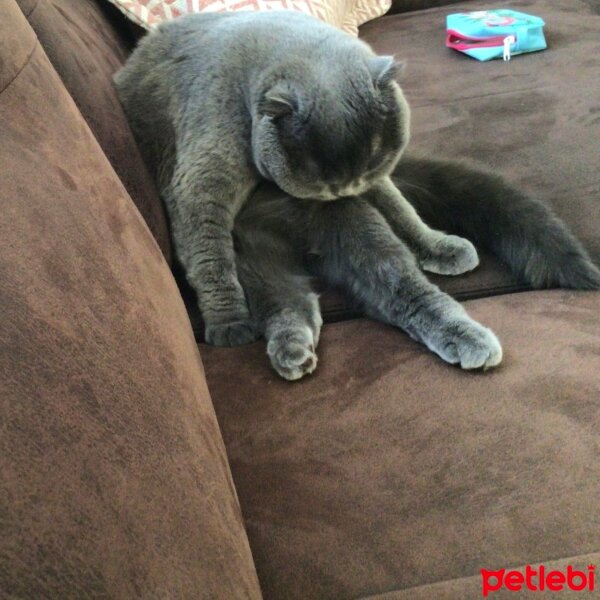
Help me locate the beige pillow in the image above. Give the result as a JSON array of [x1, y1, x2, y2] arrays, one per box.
[[106, 0, 391, 36]]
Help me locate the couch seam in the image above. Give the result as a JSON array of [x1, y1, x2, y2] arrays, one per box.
[[452, 283, 528, 300], [0, 40, 38, 97], [321, 285, 529, 321]]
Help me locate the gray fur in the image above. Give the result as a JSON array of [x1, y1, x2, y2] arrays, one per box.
[[235, 179, 502, 379], [235, 156, 599, 379], [392, 156, 600, 290], [114, 11, 409, 345], [114, 12, 600, 379], [364, 177, 480, 275]]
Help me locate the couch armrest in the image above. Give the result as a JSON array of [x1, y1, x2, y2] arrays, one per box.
[[0, 1, 261, 597]]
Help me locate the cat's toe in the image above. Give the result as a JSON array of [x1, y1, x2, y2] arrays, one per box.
[[267, 329, 318, 381], [438, 322, 503, 370], [205, 320, 258, 347], [421, 235, 479, 276]]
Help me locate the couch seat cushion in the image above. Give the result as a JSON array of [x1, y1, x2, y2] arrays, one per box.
[[200, 290, 600, 600]]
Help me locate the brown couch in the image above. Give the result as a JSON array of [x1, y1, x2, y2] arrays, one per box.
[[2, 0, 599, 598]]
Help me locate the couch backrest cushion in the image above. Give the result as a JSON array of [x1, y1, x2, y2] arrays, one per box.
[[0, 2, 261, 597], [105, 0, 392, 37], [16, 0, 171, 262]]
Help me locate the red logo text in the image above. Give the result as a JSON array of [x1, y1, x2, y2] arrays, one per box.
[[481, 564, 595, 596]]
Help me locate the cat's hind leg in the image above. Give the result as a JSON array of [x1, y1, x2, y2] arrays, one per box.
[[265, 303, 321, 381], [313, 199, 501, 369], [235, 227, 322, 381]]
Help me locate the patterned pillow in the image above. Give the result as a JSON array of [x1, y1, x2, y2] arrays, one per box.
[[105, 0, 391, 36]]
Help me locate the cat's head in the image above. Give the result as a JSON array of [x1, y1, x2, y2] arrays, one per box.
[[251, 54, 409, 201]]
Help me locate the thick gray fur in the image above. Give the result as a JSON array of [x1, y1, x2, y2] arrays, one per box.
[[236, 157, 600, 379], [115, 12, 600, 380], [114, 11, 411, 346], [236, 179, 498, 381]]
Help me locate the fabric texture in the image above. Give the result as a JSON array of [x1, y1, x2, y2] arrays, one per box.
[[0, 1, 261, 597], [16, 0, 172, 262], [105, 0, 391, 36], [200, 290, 600, 600]]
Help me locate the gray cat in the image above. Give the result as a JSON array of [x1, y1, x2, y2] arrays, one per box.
[[114, 11, 477, 345], [235, 157, 600, 379], [115, 11, 600, 380]]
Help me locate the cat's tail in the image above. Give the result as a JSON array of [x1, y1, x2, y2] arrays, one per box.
[[393, 156, 600, 290]]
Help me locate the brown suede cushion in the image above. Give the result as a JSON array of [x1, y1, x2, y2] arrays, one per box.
[[302, 0, 600, 320], [16, 0, 171, 262], [0, 2, 260, 597], [201, 290, 600, 599]]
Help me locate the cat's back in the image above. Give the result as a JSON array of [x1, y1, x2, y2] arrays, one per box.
[[121, 11, 366, 80], [156, 10, 352, 49]]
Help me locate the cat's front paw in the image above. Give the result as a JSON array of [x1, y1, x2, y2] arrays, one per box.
[[205, 319, 258, 347], [420, 235, 479, 276], [434, 320, 503, 370], [267, 327, 318, 381]]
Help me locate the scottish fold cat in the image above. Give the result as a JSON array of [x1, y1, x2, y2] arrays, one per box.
[[115, 11, 476, 345], [115, 11, 599, 380]]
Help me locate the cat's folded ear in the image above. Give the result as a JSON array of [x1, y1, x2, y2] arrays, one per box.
[[368, 56, 405, 86], [261, 82, 298, 118]]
